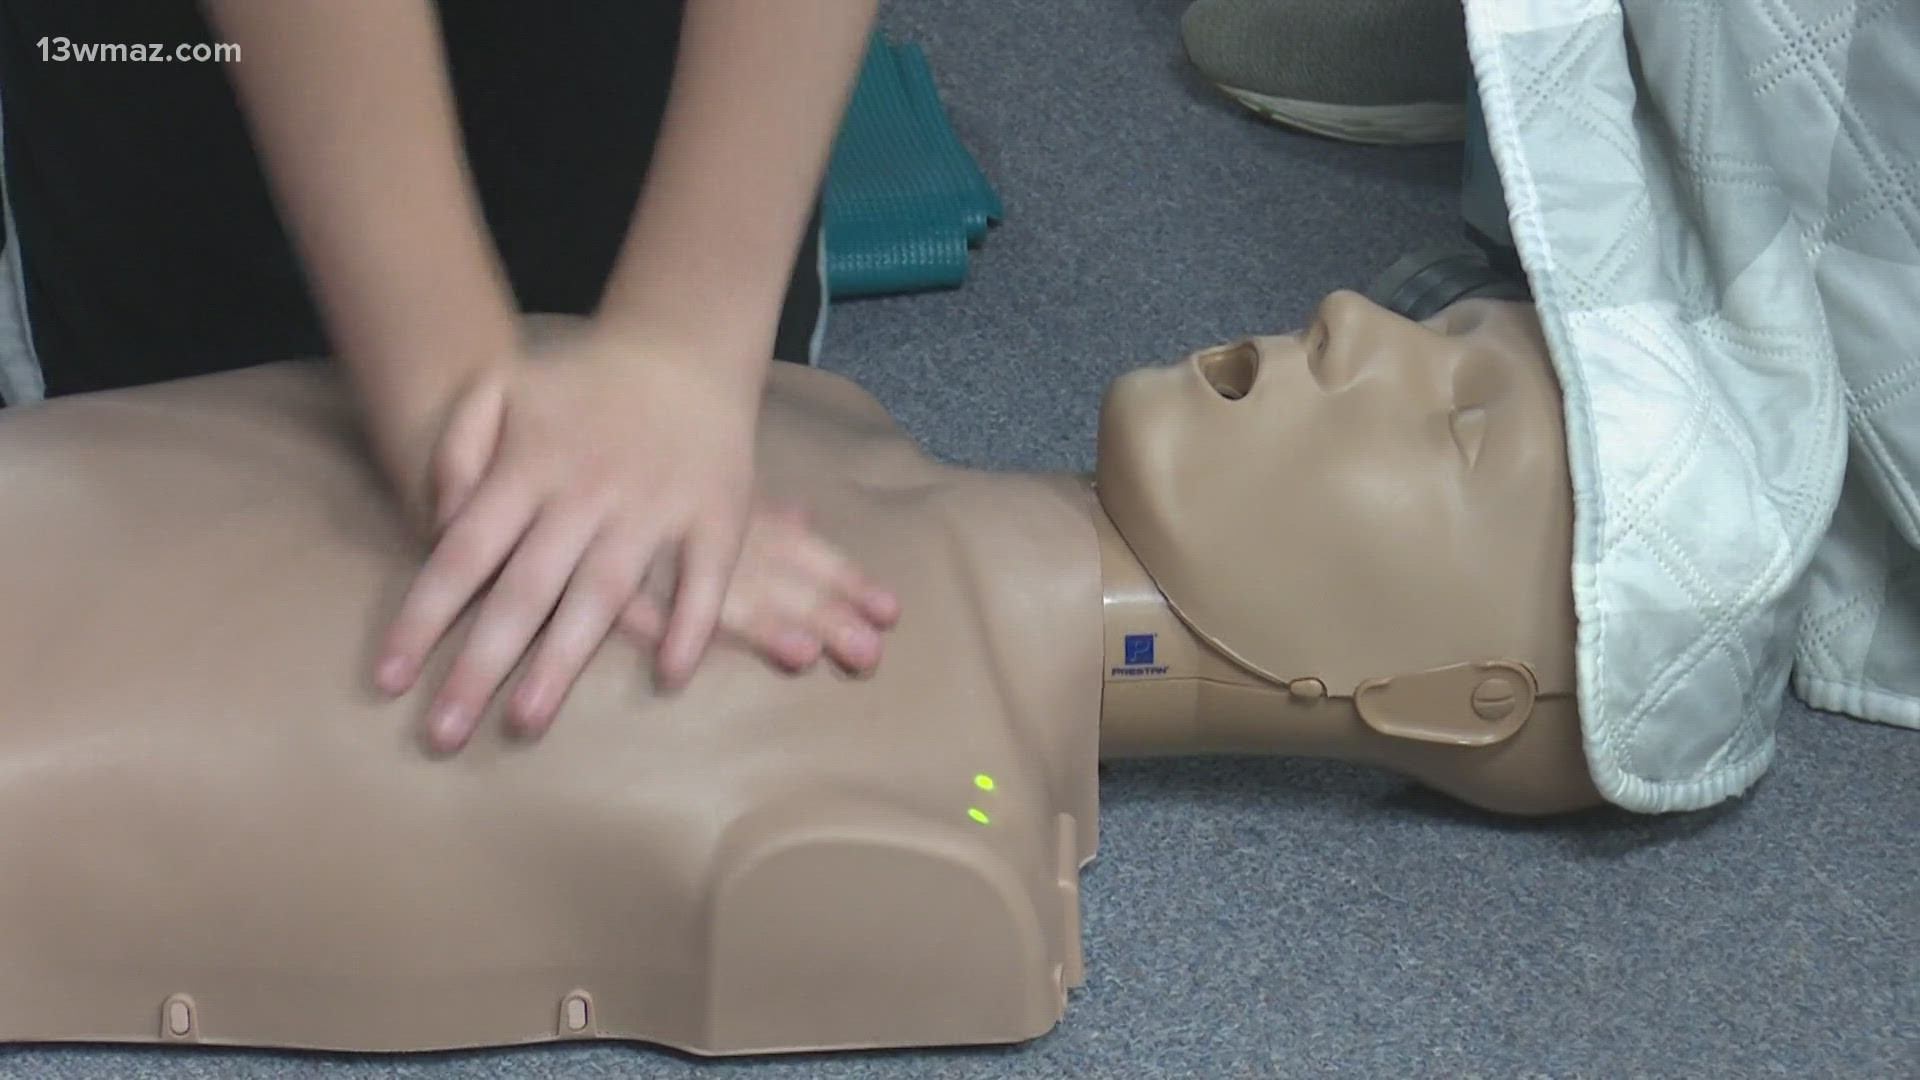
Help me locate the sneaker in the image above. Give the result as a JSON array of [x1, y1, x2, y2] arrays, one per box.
[[1181, 0, 1469, 145]]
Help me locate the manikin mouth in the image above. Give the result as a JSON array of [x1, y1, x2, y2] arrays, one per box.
[[1194, 341, 1261, 400]]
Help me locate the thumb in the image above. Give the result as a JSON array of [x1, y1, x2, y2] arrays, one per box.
[[433, 379, 506, 530]]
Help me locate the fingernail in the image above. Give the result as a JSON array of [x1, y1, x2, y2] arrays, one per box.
[[514, 680, 549, 721], [660, 640, 705, 687], [865, 590, 901, 623], [836, 627, 879, 674], [429, 702, 469, 747], [376, 656, 411, 693]]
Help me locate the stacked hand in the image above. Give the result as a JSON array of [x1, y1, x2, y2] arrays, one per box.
[[369, 325, 898, 752]]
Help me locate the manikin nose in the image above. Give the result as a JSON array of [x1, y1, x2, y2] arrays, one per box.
[[1302, 289, 1397, 391], [1194, 340, 1261, 400]]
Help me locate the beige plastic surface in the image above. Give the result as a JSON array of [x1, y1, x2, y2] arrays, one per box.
[[0, 293, 1600, 1057], [1095, 294, 1600, 815], [0, 359, 1101, 1055]]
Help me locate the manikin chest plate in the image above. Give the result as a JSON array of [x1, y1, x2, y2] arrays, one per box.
[[0, 361, 1102, 1055]]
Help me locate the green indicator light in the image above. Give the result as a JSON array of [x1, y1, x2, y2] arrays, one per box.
[[968, 807, 991, 825], [974, 774, 996, 792]]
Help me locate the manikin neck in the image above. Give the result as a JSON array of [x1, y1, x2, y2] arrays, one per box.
[[1068, 476, 1394, 763], [1059, 482, 1600, 815]]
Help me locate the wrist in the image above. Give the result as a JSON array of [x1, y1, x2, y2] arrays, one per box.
[[340, 322, 519, 515], [343, 317, 518, 431], [595, 247, 789, 380], [585, 313, 776, 396]]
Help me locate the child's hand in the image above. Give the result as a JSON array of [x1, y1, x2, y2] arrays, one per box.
[[620, 503, 900, 679], [373, 324, 765, 751]]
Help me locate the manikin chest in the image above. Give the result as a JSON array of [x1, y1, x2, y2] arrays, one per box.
[[0, 361, 1101, 1054]]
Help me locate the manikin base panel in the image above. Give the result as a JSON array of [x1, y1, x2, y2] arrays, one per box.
[[0, 360, 1102, 1056]]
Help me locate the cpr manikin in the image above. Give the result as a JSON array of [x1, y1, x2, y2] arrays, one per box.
[[0, 292, 1596, 1058]]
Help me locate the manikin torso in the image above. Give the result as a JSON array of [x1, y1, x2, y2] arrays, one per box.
[[0, 354, 1103, 1054], [0, 294, 1595, 1057]]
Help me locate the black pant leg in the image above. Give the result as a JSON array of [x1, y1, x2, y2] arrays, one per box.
[[1, 0, 826, 398], [443, 0, 825, 365], [773, 201, 826, 364], [0, 0, 324, 397]]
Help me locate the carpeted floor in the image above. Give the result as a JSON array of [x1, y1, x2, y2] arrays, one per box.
[[5, 1, 1912, 1077]]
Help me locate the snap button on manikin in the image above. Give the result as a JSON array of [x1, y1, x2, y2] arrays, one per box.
[[1471, 676, 1519, 721], [1353, 659, 1538, 747], [161, 994, 196, 1040], [560, 990, 594, 1035], [1287, 677, 1327, 702]]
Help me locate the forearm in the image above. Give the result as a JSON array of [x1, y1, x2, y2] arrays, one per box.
[[598, 0, 877, 382], [203, 0, 518, 419]]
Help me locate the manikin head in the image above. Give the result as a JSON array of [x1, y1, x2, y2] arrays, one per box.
[[1095, 292, 1577, 712]]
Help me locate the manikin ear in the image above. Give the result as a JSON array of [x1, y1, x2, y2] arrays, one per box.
[[1449, 404, 1489, 468]]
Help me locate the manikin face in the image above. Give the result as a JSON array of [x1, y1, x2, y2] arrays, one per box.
[[1094, 292, 1577, 695]]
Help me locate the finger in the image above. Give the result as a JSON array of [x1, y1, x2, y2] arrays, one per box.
[[656, 524, 743, 689], [777, 532, 898, 627], [811, 600, 883, 675], [768, 626, 826, 671], [851, 580, 901, 628], [510, 529, 653, 735], [617, 548, 678, 645], [425, 507, 600, 752], [731, 608, 825, 673], [764, 503, 810, 532], [617, 593, 665, 645], [434, 380, 506, 529], [708, 576, 823, 673], [376, 476, 538, 695]]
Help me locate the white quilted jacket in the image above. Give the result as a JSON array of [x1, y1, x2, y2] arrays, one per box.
[[1468, 0, 1918, 811]]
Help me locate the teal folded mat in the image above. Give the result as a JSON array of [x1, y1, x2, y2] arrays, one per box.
[[822, 35, 1002, 299]]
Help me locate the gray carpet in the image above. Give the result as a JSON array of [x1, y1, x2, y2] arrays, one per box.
[[6, 1, 1913, 1076]]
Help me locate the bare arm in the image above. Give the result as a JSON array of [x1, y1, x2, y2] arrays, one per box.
[[203, 0, 891, 746], [201, 0, 517, 463], [597, 0, 878, 384]]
